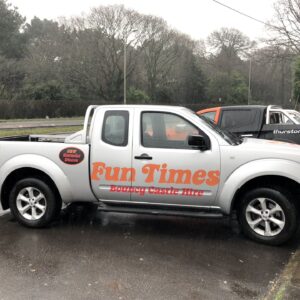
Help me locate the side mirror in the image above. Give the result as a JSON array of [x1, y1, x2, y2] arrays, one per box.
[[188, 135, 210, 151]]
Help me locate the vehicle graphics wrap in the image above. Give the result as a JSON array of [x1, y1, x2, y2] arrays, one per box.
[[91, 162, 220, 186], [60, 147, 85, 165]]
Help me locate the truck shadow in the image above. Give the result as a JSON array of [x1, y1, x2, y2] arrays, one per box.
[[57, 203, 300, 248]]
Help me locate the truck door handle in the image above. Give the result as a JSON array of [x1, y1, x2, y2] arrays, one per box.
[[134, 153, 153, 160]]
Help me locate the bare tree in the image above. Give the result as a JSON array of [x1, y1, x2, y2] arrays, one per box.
[[63, 5, 145, 101], [246, 45, 294, 106], [207, 28, 253, 57], [141, 16, 179, 101], [87, 5, 145, 100], [206, 28, 254, 74], [270, 0, 300, 53]]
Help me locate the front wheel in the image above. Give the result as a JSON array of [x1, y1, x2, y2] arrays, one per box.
[[238, 187, 298, 245], [9, 178, 60, 228]]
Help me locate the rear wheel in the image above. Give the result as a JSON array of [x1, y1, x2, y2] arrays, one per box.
[[9, 178, 60, 228], [238, 187, 298, 245]]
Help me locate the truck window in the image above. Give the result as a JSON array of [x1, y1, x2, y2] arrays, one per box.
[[286, 110, 300, 123], [202, 111, 216, 122], [141, 112, 201, 149], [269, 112, 285, 124], [102, 110, 129, 146], [221, 109, 259, 131]]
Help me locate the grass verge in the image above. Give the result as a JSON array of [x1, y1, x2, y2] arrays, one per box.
[[0, 126, 82, 137], [0, 117, 84, 123], [264, 250, 300, 300]]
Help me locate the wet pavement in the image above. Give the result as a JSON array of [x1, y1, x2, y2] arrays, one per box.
[[0, 204, 298, 300]]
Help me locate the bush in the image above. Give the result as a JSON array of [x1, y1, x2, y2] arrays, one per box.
[[127, 87, 150, 104], [0, 100, 108, 119], [0, 99, 214, 119]]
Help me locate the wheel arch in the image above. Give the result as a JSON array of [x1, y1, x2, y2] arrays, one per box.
[[1, 168, 63, 211], [0, 154, 73, 210], [230, 175, 300, 213], [216, 159, 300, 214]]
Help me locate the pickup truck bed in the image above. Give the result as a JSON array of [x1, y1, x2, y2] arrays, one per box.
[[0, 134, 68, 143]]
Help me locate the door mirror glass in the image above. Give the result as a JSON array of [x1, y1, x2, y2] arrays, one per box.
[[188, 135, 210, 151]]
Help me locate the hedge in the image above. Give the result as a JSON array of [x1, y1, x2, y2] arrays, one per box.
[[0, 100, 210, 119], [0, 100, 105, 119]]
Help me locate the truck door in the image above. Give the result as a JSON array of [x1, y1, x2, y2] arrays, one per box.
[[131, 109, 221, 207], [90, 108, 134, 201], [260, 109, 300, 143]]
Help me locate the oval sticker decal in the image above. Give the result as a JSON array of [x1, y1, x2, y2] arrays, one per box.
[[59, 147, 84, 165]]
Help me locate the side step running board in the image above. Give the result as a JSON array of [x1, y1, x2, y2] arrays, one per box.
[[97, 206, 225, 219]]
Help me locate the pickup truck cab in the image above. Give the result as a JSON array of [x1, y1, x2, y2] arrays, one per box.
[[0, 105, 300, 245], [198, 105, 300, 144]]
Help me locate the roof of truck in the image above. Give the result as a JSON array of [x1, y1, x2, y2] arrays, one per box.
[[220, 105, 267, 109], [218, 105, 286, 110], [94, 104, 187, 109]]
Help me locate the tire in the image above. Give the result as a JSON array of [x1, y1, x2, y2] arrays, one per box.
[[9, 178, 60, 228], [237, 187, 298, 246]]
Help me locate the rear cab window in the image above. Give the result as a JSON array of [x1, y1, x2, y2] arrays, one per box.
[[102, 110, 129, 146], [220, 109, 261, 133], [269, 111, 294, 125]]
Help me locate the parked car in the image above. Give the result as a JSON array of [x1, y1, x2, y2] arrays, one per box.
[[197, 105, 300, 144], [0, 105, 300, 245]]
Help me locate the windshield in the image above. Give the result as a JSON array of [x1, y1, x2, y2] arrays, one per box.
[[286, 110, 300, 124], [196, 114, 242, 145]]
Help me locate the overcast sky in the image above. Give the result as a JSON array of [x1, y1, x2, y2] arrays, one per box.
[[9, 0, 277, 41]]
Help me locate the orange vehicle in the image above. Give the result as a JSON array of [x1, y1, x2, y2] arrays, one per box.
[[197, 107, 221, 124]]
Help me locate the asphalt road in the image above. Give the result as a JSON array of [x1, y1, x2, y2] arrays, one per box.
[[0, 204, 298, 300]]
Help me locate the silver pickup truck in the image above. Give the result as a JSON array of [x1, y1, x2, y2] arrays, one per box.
[[0, 105, 300, 245]]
